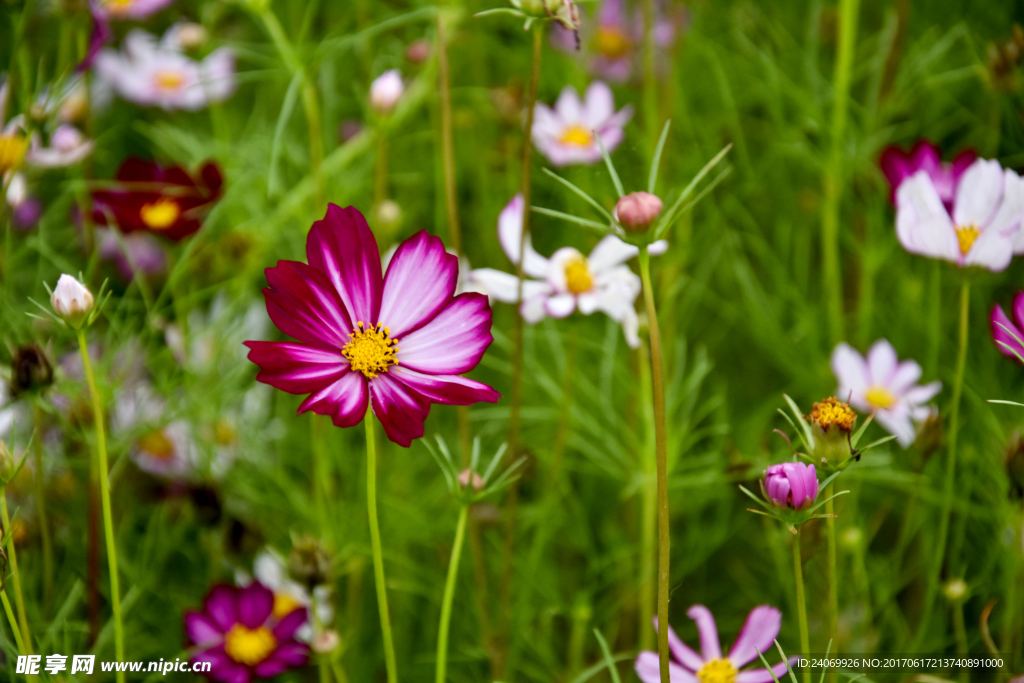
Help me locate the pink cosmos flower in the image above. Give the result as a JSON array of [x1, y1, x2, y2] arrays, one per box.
[[244, 204, 500, 447], [991, 292, 1024, 362], [879, 140, 976, 210], [894, 158, 1024, 271], [532, 82, 633, 167], [26, 125, 94, 168], [765, 462, 818, 510], [635, 606, 795, 683], [95, 29, 235, 111], [184, 582, 309, 683], [80, 0, 176, 71], [831, 339, 941, 448]]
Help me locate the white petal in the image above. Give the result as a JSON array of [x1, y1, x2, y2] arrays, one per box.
[[545, 293, 577, 318], [582, 81, 614, 128], [963, 219, 1016, 272], [895, 173, 959, 262], [497, 194, 549, 278], [588, 235, 639, 272], [830, 343, 869, 408], [874, 409, 916, 449], [866, 339, 898, 385], [953, 159, 1004, 228]]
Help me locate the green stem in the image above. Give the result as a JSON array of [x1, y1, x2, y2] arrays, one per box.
[[637, 344, 656, 652], [0, 590, 26, 656], [917, 280, 969, 647], [952, 599, 968, 683], [312, 416, 330, 542], [77, 329, 124, 683], [436, 506, 468, 683], [437, 12, 462, 255], [826, 485, 838, 666], [640, 0, 658, 161], [793, 529, 811, 683], [0, 492, 30, 654], [821, 0, 859, 344], [32, 404, 53, 612], [365, 409, 398, 683], [638, 246, 670, 683]]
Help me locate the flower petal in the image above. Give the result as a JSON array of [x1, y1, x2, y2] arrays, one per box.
[[687, 605, 723, 661], [369, 373, 431, 447], [895, 173, 958, 262], [735, 659, 798, 683], [582, 81, 614, 129], [185, 611, 223, 646], [889, 360, 923, 396], [963, 216, 1017, 272], [466, 268, 522, 303], [588, 235, 640, 272], [205, 586, 239, 632], [874, 408, 916, 448], [866, 339, 898, 385], [273, 607, 309, 641], [654, 617, 704, 671], [379, 231, 458, 336], [306, 204, 383, 326], [728, 605, 782, 667], [392, 368, 501, 406], [831, 343, 869, 405], [263, 260, 352, 348], [993, 304, 1024, 360], [244, 342, 348, 395], [397, 293, 494, 374], [554, 85, 584, 123], [953, 159, 1003, 228], [635, 651, 698, 683], [545, 293, 577, 318], [193, 646, 250, 683], [296, 369, 369, 428], [253, 642, 309, 679], [498, 195, 550, 278], [237, 582, 274, 629]]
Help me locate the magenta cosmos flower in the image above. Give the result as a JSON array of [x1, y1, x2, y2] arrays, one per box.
[[636, 606, 795, 683], [244, 205, 500, 447], [765, 462, 818, 510], [880, 140, 976, 210], [992, 292, 1024, 362], [185, 582, 309, 683]]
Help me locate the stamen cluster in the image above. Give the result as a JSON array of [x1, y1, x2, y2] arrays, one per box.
[[342, 322, 399, 379]]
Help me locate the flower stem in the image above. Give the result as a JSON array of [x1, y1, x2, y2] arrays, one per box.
[[820, 0, 859, 345], [0, 590, 26, 656], [640, 0, 659, 161], [436, 505, 468, 683], [917, 280, 970, 647], [825, 485, 838, 666], [792, 528, 811, 683], [365, 408, 398, 683], [637, 343, 656, 652], [0, 491, 30, 654], [637, 245, 670, 683], [77, 329, 124, 683], [437, 11, 462, 255], [32, 403, 54, 612]]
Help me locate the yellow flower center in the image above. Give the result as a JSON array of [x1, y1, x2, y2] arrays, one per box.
[[865, 385, 896, 410], [214, 418, 237, 447], [273, 593, 302, 620], [955, 223, 980, 256], [594, 26, 632, 58], [140, 199, 181, 229], [103, 0, 135, 13], [138, 430, 175, 460], [154, 69, 186, 92], [224, 624, 276, 666], [0, 134, 28, 174], [808, 396, 856, 433], [342, 322, 399, 379], [697, 658, 738, 683], [564, 255, 593, 295], [559, 124, 595, 147]]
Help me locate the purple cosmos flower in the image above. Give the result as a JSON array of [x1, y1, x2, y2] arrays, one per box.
[[244, 204, 500, 447], [185, 582, 309, 683], [98, 228, 168, 279], [765, 462, 818, 510], [879, 140, 976, 210], [532, 82, 633, 167], [26, 124, 95, 168], [635, 606, 796, 683], [79, 0, 176, 72], [831, 340, 941, 448], [992, 292, 1024, 362], [895, 158, 1024, 272]]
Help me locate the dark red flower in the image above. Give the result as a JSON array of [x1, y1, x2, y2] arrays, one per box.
[[92, 157, 223, 241], [879, 140, 975, 211]]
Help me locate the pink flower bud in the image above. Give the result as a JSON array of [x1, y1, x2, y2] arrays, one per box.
[[458, 469, 484, 492], [51, 274, 94, 329], [370, 70, 404, 113], [405, 39, 432, 64], [615, 191, 663, 232], [765, 462, 819, 510]]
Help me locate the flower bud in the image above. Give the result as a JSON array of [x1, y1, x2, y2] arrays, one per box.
[[943, 578, 968, 602], [288, 536, 331, 588], [405, 39, 431, 64], [51, 274, 95, 329], [312, 629, 341, 655], [765, 462, 819, 510], [370, 70, 404, 114], [807, 396, 856, 463], [11, 343, 53, 397], [615, 192, 663, 232], [458, 468, 484, 492], [175, 22, 208, 50]]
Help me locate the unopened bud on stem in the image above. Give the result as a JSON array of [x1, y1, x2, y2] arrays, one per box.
[[51, 274, 94, 329], [615, 192, 663, 233]]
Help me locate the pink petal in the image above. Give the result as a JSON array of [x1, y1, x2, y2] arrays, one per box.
[[735, 659, 797, 683], [193, 646, 250, 683], [379, 230, 458, 336], [263, 260, 352, 348], [831, 343, 869, 401], [369, 373, 431, 447], [635, 651, 698, 683], [306, 204, 383, 327], [273, 607, 309, 641], [245, 342, 348, 395], [866, 339, 898, 385], [687, 605, 722, 661], [728, 605, 782, 668], [253, 642, 309, 678], [184, 611, 223, 646], [874, 409, 916, 449], [1013, 291, 1024, 328], [654, 617, 703, 671], [392, 368, 500, 406], [397, 293, 494, 374], [992, 304, 1024, 360], [297, 369, 369, 428], [205, 586, 238, 632], [889, 360, 923, 396], [237, 582, 274, 629]]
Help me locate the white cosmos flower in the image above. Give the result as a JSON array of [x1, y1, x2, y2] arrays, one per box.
[[532, 81, 633, 167], [236, 548, 334, 643], [95, 29, 235, 111], [895, 158, 1024, 272], [831, 339, 941, 448], [468, 194, 665, 348], [26, 124, 94, 168]]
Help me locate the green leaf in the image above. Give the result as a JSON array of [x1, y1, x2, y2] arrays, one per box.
[[654, 144, 732, 233], [783, 394, 814, 452], [268, 72, 303, 199], [595, 135, 625, 197], [531, 206, 611, 234], [542, 168, 614, 223], [849, 412, 875, 449], [648, 120, 671, 194], [653, 166, 732, 240], [592, 629, 623, 683]]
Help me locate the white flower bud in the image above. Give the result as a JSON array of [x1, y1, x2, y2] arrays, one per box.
[[51, 274, 95, 329], [370, 70, 404, 113]]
